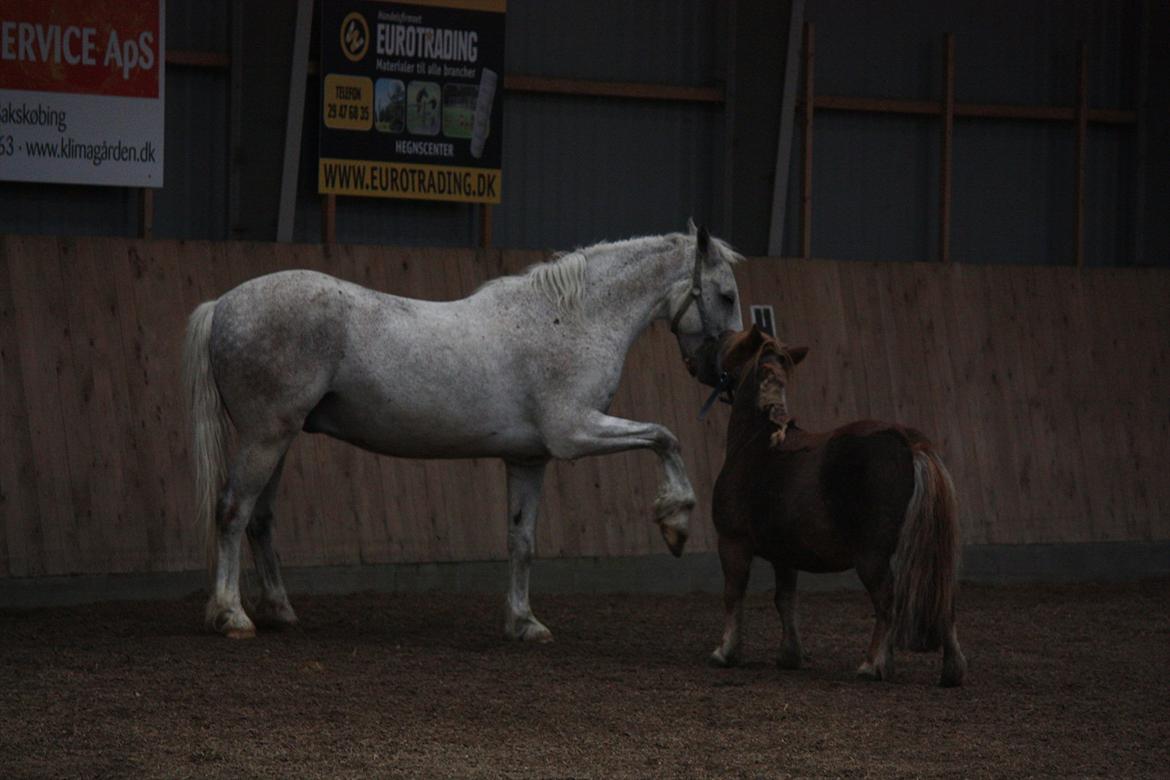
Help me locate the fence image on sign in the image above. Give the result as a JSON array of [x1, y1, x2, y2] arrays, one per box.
[[182, 225, 744, 640]]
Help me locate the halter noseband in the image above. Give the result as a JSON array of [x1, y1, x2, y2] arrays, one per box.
[[668, 238, 733, 417]]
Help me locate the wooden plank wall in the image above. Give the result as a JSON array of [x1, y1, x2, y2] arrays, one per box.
[[1, 236, 1167, 577]]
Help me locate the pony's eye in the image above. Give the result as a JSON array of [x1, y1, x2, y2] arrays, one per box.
[[721, 292, 736, 306]]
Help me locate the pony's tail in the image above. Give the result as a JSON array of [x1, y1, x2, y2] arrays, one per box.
[[891, 445, 961, 652], [182, 300, 231, 571]]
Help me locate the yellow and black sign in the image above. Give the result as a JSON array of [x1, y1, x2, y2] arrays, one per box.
[[323, 75, 373, 130], [318, 0, 506, 204]]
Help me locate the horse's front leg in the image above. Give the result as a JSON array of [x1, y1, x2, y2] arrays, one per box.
[[503, 460, 552, 642], [550, 410, 696, 557]]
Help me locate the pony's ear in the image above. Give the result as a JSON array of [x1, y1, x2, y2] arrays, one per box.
[[686, 217, 698, 235], [788, 346, 809, 365], [720, 326, 765, 375]]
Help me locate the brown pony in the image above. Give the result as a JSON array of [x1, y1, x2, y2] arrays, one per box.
[[708, 326, 966, 687]]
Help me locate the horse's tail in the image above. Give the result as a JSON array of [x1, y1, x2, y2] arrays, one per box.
[[891, 444, 961, 652], [182, 300, 231, 570]]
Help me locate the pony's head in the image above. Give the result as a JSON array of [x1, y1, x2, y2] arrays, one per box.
[[719, 325, 808, 446], [670, 220, 744, 388]]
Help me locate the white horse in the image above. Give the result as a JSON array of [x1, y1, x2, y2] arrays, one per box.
[[183, 223, 743, 641]]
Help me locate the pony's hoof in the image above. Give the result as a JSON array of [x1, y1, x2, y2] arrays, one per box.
[[708, 648, 737, 668], [776, 648, 803, 670], [250, 599, 299, 630], [505, 616, 554, 643], [940, 655, 967, 688]]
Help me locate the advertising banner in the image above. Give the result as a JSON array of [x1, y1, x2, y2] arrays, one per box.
[[318, 0, 505, 204], [0, 0, 165, 188]]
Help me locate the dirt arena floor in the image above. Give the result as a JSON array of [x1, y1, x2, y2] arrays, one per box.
[[1, 578, 1166, 778]]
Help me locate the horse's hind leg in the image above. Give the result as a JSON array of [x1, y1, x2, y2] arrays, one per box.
[[855, 554, 896, 681], [940, 621, 967, 687], [245, 454, 298, 629], [709, 535, 751, 667], [503, 460, 552, 642], [773, 565, 804, 670], [206, 437, 293, 638]]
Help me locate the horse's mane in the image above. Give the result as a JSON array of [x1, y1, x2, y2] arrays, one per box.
[[524, 232, 744, 316]]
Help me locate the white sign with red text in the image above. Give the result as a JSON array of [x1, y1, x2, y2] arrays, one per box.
[[0, 0, 165, 187]]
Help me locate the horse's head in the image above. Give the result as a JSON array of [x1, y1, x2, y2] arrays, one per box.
[[719, 325, 808, 446], [669, 221, 744, 388]]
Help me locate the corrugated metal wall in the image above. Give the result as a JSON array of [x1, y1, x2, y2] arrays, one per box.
[[0, 0, 1164, 265], [785, 0, 1148, 266]]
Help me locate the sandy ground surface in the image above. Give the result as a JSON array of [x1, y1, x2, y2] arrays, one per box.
[[1, 578, 1167, 778]]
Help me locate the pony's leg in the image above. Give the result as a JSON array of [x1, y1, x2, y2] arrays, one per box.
[[503, 460, 552, 642], [245, 454, 298, 629], [855, 555, 896, 681], [206, 438, 291, 638], [709, 535, 751, 667], [551, 410, 695, 556], [773, 565, 804, 670], [940, 621, 967, 687]]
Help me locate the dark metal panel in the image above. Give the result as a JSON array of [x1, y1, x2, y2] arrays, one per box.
[[492, 94, 718, 250], [167, 0, 230, 52], [951, 119, 1075, 265], [505, 0, 717, 85], [153, 69, 230, 240], [811, 112, 938, 263]]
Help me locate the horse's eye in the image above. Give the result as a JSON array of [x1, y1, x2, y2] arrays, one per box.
[[721, 292, 736, 306]]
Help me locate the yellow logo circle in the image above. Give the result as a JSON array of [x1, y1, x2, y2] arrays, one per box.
[[340, 12, 369, 62]]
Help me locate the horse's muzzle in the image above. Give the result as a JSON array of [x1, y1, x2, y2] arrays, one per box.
[[688, 331, 737, 388]]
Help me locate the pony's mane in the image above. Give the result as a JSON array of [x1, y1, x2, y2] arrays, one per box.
[[726, 332, 798, 389], [725, 332, 799, 447]]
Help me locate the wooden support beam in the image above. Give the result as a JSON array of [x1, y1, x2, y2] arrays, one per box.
[[322, 195, 337, 245], [137, 189, 153, 240], [1074, 42, 1088, 268], [479, 204, 492, 249], [277, 0, 313, 242], [804, 94, 1135, 125], [766, 0, 806, 257], [940, 33, 955, 264], [502, 75, 723, 104], [800, 22, 814, 262]]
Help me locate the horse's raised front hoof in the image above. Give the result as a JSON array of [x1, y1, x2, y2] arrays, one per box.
[[250, 599, 299, 630], [207, 604, 257, 639], [654, 497, 692, 558], [708, 647, 737, 668], [505, 615, 554, 643]]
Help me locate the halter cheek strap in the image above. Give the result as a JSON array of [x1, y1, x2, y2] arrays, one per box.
[[669, 284, 702, 336]]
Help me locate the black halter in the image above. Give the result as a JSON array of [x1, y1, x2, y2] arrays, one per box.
[[669, 242, 733, 417]]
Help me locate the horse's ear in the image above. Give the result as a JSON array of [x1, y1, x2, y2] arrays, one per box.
[[697, 225, 710, 253], [686, 217, 698, 235], [788, 346, 809, 365]]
